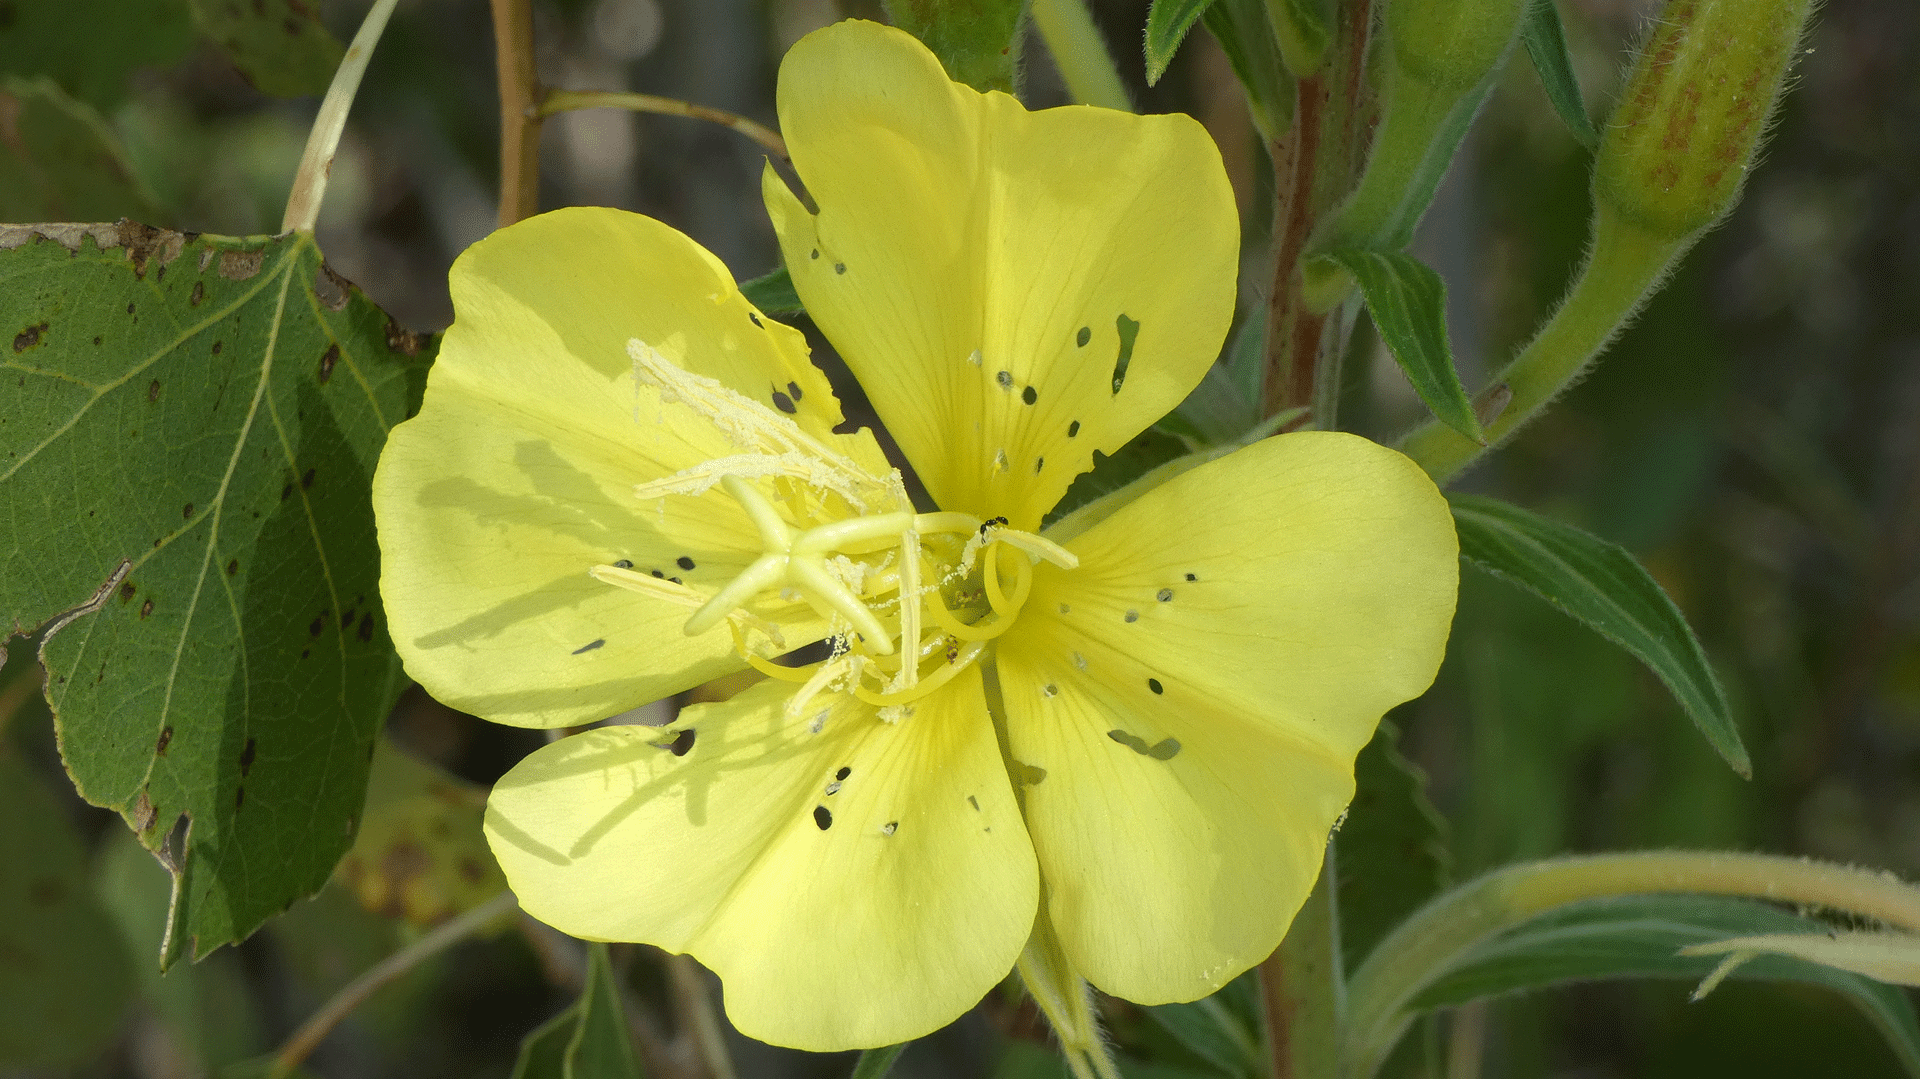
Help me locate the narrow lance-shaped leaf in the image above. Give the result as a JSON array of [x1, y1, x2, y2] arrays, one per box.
[[1448, 495, 1749, 777], [1338, 718, 1451, 973], [1521, 0, 1599, 149], [1202, 0, 1295, 142], [1145, 0, 1220, 85], [1319, 248, 1483, 443], [510, 943, 643, 1079], [1410, 895, 1920, 1077], [0, 222, 429, 965]]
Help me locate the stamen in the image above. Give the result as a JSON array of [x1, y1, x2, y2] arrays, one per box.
[[590, 564, 706, 607], [852, 639, 988, 707]]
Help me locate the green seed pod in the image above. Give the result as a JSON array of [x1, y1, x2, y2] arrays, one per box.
[[1595, 0, 1816, 240], [1387, 0, 1530, 94]]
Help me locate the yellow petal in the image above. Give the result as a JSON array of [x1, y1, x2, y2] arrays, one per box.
[[484, 674, 1038, 1050], [995, 431, 1458, 1002], [374, 207, 868, 727], [764, 20, 1238, 528]]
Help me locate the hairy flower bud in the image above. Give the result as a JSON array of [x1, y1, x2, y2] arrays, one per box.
[[1595, 0, 1815, 240], [1387, 0, 1529, 94]]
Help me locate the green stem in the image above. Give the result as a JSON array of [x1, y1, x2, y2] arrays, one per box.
[[281, 0, 402, 233], [1260, 848, 1343, 1079], [668, 953, 739, 1079], [1397, 203, 1690, 483], [1029, 0, 1133, 111], [539, 89, 788, 158], [1322, 78, 1457, 254], [1344, 851, 1920, 1078]]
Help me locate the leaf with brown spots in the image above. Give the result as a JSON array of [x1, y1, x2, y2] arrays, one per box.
[[186, 0, 344, 98], [332, 740, 506, 928], [0, 222, 432, 967]]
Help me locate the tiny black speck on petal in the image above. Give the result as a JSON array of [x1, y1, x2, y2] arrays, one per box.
[[613, 559, 633, 569], [834, 262, 846, 275], [814, 805, 833, 829], [1076, 326, 1091, 347], [1021, 385, 1037, 405], [771, 390, 797, 414], [677, 556, 696, 571], [1067, 420, 1081, 437], [836, 766, 851, 781], [1148, 677, 1164, 695], [1157, 588, 1173, 602]]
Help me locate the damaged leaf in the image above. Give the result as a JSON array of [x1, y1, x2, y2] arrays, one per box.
[[334, 738, 507, 928], [188, 0, 345, 99], [0, 221, 430, 967], [0, 77, 163, 222]]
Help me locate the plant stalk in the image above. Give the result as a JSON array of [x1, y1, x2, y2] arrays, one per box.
[[490, 0, 542, 228], [281, 0, 402, 234], [540, 89, 787, 158]]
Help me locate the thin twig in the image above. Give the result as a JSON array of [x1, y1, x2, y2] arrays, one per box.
[[540, 89, 788, 160], [490, 0, 542, 227], [270, 891, 518, 1077], [281, 0, 402, 234]]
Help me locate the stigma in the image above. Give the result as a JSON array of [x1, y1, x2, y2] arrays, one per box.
[[591, 339, 1075, 721]]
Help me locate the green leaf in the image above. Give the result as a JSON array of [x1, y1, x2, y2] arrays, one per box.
[[1145, 0, 1219, 85], [0, 222, 429, 965], [0, 0, 195, 108], [0, 78, 163, 223], [1521, 0, 1599, 149], [1144, 988, 1262, 1079], [333, 739, 507, 928], [1448, 495, 1749, 777], [852, 1044, 909, 1079], [188, 0, 345, 98], [510, 943, 643, 1079], [0, 752, 137, 1069], [1202, 0, 1295, 141], [1338, 719, 1451, 973], [882, 0, 1028, 93], [1043, 426, 1192, 529], [1411, 895, 1920, 1076], [1265, 0, 1330, 76], [1318, 249, 1482, 443], [739, 265, 805, 317]]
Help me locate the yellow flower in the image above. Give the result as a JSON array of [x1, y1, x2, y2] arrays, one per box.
[[372, 20, 1456, 1053]]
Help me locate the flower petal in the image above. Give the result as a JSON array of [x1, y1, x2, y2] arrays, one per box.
[[994, 432, 1458, 1002], [374, 207, 871, 727], [764, 20, 1238, 527], [484, 674, 1039, 1050]]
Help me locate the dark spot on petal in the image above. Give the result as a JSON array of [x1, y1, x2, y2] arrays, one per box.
[[669, 728, 695, 756], [319, 343, 339, 383], [613, 559, 633, 569], [677, 556, 696, 571], [669, 576, 681, 585], [1076, 326, 1091, 347], [833, 262, 846, 274], [771, 390, 796, 413], [1042, 683, 1058, 697], [749, 312, 763, 328], [148, 379, 161, 402], [240, 737, 256, 776], [836, 766, 851, 781], [1113, 314, 1140, 394], [882, 821, 898, 836], [1067, 420, 1081, 438], [1021, 385, 1037, 405], [1033, 456, 1044, 473], [810, 249, 819, 259], [813, 805, 832, 829], [572, 639, 605, 654], [968, 794, 980, 811], [1124, 609, 1139, 623], [650, 569, 664, 578], [787, 380, 803, 401], [995, 370, 1013, 391], [156, 726, 173, 755], [301, 468, 315, 489], [1185, 572, 1197, 582], [140, 599, 154, 619], [1157, 588, 1173, 602], [1108, 729, 1180, 759], [1148, 677, 1164, 695]]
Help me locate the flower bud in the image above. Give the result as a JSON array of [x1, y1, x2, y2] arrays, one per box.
[[1595, 0, 1815, 240], [1387, 0, 1529, 94]]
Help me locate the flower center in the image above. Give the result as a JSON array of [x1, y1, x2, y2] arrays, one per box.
[[591, 340, 1076, 722]]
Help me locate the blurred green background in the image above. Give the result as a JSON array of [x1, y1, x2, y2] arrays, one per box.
[[3, 0, 1917, 1076]]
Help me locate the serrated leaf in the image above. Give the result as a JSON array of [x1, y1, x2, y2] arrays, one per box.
[[1145, 1, 1219, 85], [332, 739, 506, 928], [1319, 249, 1482, 443], [0, 753, 137, 1068], [188, 0, 345, 98], [0, 0, 195, 108], [0, 221, 429, 966], [0, 77, 163, 222], [1448, 495, 1749, 777], [882, 0, 1027, 93], [739, 265, 804, 317], [1521, 0, 1598, 149], [1410, 895, 1920, 1077], [511, 943, 642, 1079], [1338, 719, 1450, 973], [1202, 0, 1294, 141]]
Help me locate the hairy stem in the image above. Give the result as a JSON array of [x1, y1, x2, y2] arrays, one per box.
[[1030, 0, 1132, 111]]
